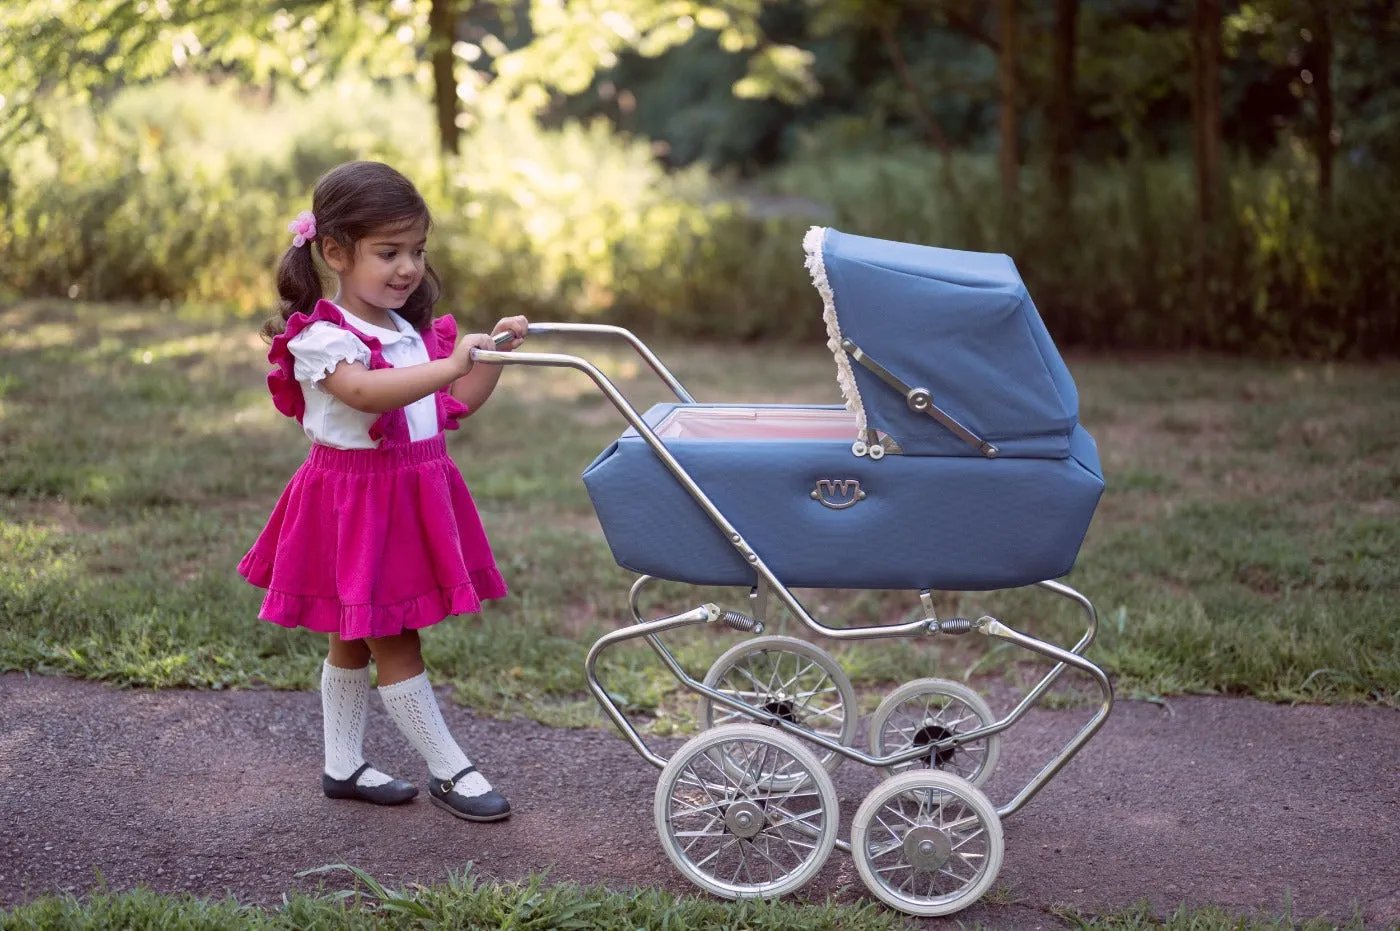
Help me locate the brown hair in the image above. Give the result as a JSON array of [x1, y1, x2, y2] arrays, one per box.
[[263, 161, 442, 340]]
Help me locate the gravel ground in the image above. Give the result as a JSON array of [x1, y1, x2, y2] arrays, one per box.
[[2, 672, 1397, 927]]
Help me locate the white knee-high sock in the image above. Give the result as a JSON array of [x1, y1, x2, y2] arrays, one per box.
[[378, 671, 493, 798], [321, 661, 393, 787]]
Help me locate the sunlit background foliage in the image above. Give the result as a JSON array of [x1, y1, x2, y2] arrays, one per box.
[[2, 0, 1398, 354]]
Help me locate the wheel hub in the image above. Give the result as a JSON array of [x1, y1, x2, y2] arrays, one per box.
[[912, 722, 957, 768], [761, 697, 800, 726], [903, 826, 952, 871], [725, 800, 765, 839]]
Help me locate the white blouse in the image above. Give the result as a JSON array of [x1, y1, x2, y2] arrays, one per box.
[[287, 306, 441, 449]]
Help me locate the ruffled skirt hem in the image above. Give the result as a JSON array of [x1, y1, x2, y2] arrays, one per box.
[[240, 549, 507, 638]]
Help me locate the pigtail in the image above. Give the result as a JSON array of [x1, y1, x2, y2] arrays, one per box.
[[262, 243, 323, 340]]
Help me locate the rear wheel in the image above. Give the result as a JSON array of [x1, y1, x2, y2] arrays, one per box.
[[699, 635, 857, 779], [867, 678, 1000, 785]]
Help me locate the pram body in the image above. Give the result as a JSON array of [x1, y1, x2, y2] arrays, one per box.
[[475, 227, 1115, 918], [584, 226, 1104, 590], [582, 404, 1102, 590]]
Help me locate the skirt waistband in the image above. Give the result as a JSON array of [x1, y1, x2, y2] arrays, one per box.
[[305, 434, 450, 474]]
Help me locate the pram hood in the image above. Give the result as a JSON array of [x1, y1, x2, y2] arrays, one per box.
[[805, 226, 1080, 459]]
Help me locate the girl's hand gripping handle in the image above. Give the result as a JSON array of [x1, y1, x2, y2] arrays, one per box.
[[466, 330, 515, 364]]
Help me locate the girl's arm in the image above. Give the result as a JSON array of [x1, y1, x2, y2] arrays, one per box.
[[450, 316, 528, 414], [321, 333, 491, 414]]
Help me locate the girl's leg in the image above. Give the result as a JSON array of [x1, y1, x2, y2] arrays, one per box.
[[320, 634, 415, 801], [327, 632, 372, 670], [370, 631, 510, 821], [366, 628, 424, 687]]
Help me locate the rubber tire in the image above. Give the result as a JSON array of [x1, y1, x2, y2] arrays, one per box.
[[653, 722, 840, 900], [867, 677, 1001, 786], [699, 635, 858, 776], [850, 769, 1005, 917]]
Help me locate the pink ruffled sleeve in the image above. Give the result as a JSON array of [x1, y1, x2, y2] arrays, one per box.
[[266, 300, 380, 424], [430, 314, 472, 431]]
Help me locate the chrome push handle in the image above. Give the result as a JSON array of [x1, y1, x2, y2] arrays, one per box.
[[463, 330, 518, 363], [469, 321, 695, 403]]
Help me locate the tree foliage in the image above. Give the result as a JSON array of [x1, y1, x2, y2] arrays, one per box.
[[1, 1, 426, 134], [0, 0, 818, 152]]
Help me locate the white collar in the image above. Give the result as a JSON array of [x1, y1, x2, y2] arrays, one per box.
[[335, 305, 420, 345]]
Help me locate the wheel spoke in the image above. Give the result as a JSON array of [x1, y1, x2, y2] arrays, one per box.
[[749, 835, 792, 879], [730, 663, 771, 696], [950, 826, 986, 851], [777, 658, 819, 694]]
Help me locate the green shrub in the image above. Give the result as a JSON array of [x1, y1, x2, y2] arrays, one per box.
[[765, 145, 1400, 357], [3, 80, 1397, 355]]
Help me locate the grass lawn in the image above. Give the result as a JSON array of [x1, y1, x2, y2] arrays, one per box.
[[1, 300, 1393, 930], [1, 300, 1396, 725], [0, 866, 1369, 931]]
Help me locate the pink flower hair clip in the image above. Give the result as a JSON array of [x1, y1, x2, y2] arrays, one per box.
[[288, 210, 317, 248]]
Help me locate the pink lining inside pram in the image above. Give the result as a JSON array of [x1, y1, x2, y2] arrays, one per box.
[[653, 407, 858, 441]]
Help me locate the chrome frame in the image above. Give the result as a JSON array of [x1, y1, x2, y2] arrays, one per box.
[[473, 324, 1114, 821], [839, 337, 999, 458]]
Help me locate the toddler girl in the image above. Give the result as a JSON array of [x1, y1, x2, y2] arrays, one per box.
[[238, 160, 524, 822]]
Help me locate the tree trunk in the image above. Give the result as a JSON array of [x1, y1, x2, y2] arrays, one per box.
[[429, 0, 458, 155], [1190, 0, 1223, 227], [1048, 0, 1078, 224], [997, 0, 1020, 246], [1190, 0, 1223, 315], [878, 16, 952, 159], [1313, 0, 1334, 205]]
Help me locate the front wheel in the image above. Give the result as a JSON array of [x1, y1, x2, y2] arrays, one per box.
[[851, 770, 1005, 917], [653, 723, 840, 900]]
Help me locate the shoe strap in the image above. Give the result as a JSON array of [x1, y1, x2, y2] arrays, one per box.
[[439, 764, 477, 793], [347, 761, 372, 784]]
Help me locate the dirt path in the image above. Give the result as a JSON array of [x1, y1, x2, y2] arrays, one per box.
[[2, 673, 1397, 927]]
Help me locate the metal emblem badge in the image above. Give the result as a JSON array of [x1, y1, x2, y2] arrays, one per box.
[[810, 479, 866, 510]]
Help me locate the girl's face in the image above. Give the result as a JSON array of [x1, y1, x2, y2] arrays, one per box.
[[325, 220, 428, 318]]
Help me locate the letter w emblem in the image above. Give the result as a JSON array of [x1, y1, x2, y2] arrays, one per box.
[[810, 479, 867, 510]]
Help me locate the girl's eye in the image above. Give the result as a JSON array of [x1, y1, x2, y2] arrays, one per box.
[[378, 252, 395, 260], [415, 249, 426, 258]]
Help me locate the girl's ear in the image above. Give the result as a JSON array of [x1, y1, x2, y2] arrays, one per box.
[[321, 237, 351, 274]]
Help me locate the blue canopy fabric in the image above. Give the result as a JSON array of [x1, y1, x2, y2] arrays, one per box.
[[806, 227, 1080, 459]]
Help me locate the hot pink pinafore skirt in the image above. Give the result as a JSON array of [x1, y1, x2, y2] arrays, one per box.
[[237, 434, 508, 640]]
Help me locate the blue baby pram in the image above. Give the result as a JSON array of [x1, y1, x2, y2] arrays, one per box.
[[475, 227, 1114, 917]]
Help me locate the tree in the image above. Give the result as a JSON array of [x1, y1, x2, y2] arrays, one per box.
[[1310, 0, 1334, 202], [0, 0, 816, 155], [1190, 0, 1224, 308], [997, 0, 1020, 244], [479, 2, 817, 117], [1048, 0, 1078, 224], [1226, 0, 1345, 207], [0, 1, 434, 142], [1191, 0, 1224, 227], [429, 0, 461, 154]]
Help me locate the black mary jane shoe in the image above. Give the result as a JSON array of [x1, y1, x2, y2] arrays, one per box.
[[428, 765, 512, 822], [322, 762, 419, 805]]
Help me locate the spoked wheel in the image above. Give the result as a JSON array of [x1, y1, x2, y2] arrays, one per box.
[[851, 770, 1005, 917], [867, 678, 1001, 786], [698, 636, 857, 779], [654, 723, 840, 900]]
